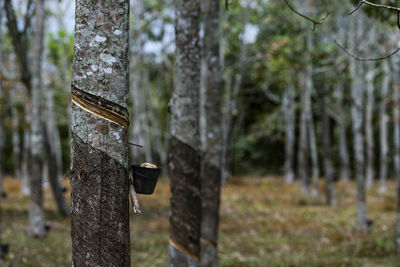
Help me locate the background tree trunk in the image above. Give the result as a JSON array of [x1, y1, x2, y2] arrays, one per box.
[[284, 79, 296, 184], [298, 76, 309, 194], [320, 90, 336, 206], [349, 16, 367, 233], [28, 0, 46, 238], [169, 0, 201, 265], [21, 116, 31, 196], [305, 31, 319, 197], [379, 61, 390, 193], [391, 58, 400, 253], [337, 81, 350, 183], [365, 64, 375, 188], [130, 0, 149, 164], [70, 1, 131, 266], [0, 12, 4, 199], [200, 0, 223, 265]]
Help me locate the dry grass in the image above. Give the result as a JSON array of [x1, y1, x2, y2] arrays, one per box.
[[1, 176, 400, 266]]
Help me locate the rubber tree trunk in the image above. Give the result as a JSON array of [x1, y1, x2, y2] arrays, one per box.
[[297, 77, 309, 194], [365, 64, 375, 189], [305, 31, 319, 197], [392, 58, 400, 253], [320, 91, 336, 206], [336, 81, 350, 183], [70, 1, 131, 266], [379, 61, 390, 193], [200, 0, 222, 265], [27, 0, 46, 238], [169, 0, 201, 265], [349, 17, 367, 233], [283, 79, 296, 184]]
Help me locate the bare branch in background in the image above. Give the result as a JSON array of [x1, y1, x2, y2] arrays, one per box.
[[334, 40, 400, 61], [284, 0, 329, 31], [350, 0, 400, 29]]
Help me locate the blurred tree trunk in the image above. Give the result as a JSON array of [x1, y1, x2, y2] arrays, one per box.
[[10, 89, 21, 179], [0, 13, 4, 199], [44, 73, 64, 182], [200, 0, 223, 265], [27, 0, 46, 237], [305, 31, 319, 197], [391, 57, 400, 253], [349, 16, 367, 233], [283, 78, 296, 184], [4, 0, 34, 196], [70, 1, 131, 266], [130, 0, 147, 164], [42, 120, 69, 217], [379, 61, 390, 193], [169, 0, 201, 265], [21, 116, 31, 196], [43, 74, 69, 217], [365, 64, 375, 188], [0, 7, 4, 257], [298, 77, 309, 194], [320, 89, 336, 206], [221, 8, 248, 183], [336, 81, 350, 183], [141, 71, 153, 162]]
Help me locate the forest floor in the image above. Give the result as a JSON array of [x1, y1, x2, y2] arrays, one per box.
[[0, 176, 400, 267]]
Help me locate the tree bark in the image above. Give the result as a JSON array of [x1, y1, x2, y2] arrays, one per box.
[[0, 12, 4, 199], [365, 64, 375, 188], [320, 90, 336, 206], [70, 1, 131, 266], [200, 0, 222, 265], [304, 31, 319, 197], [169, 0, 201, 265], [283, 79, 296, 184], [379, 61, 390, 192], [336, 81, 350, 183], [298, 77, 309, 194], [391, 58, 400, 253], [349, 16, 367, 233], [27, 0, 46, 238]]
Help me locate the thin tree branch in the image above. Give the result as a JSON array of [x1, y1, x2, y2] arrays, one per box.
[[284, 0, 329, 31], [356, 0, 400, 12], [349, 1, 364, 15], [350, 0, 400, 29], [334, 40, 400, 61]]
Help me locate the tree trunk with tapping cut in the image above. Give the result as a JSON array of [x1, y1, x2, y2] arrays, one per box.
[[70, 1, 131, 265], [169, 0, 202, 265]]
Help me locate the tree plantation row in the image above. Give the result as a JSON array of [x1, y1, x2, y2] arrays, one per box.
[[1, 0, 400, 266]]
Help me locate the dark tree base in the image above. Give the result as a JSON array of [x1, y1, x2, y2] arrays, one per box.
[[71, 134, 130, 267]]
